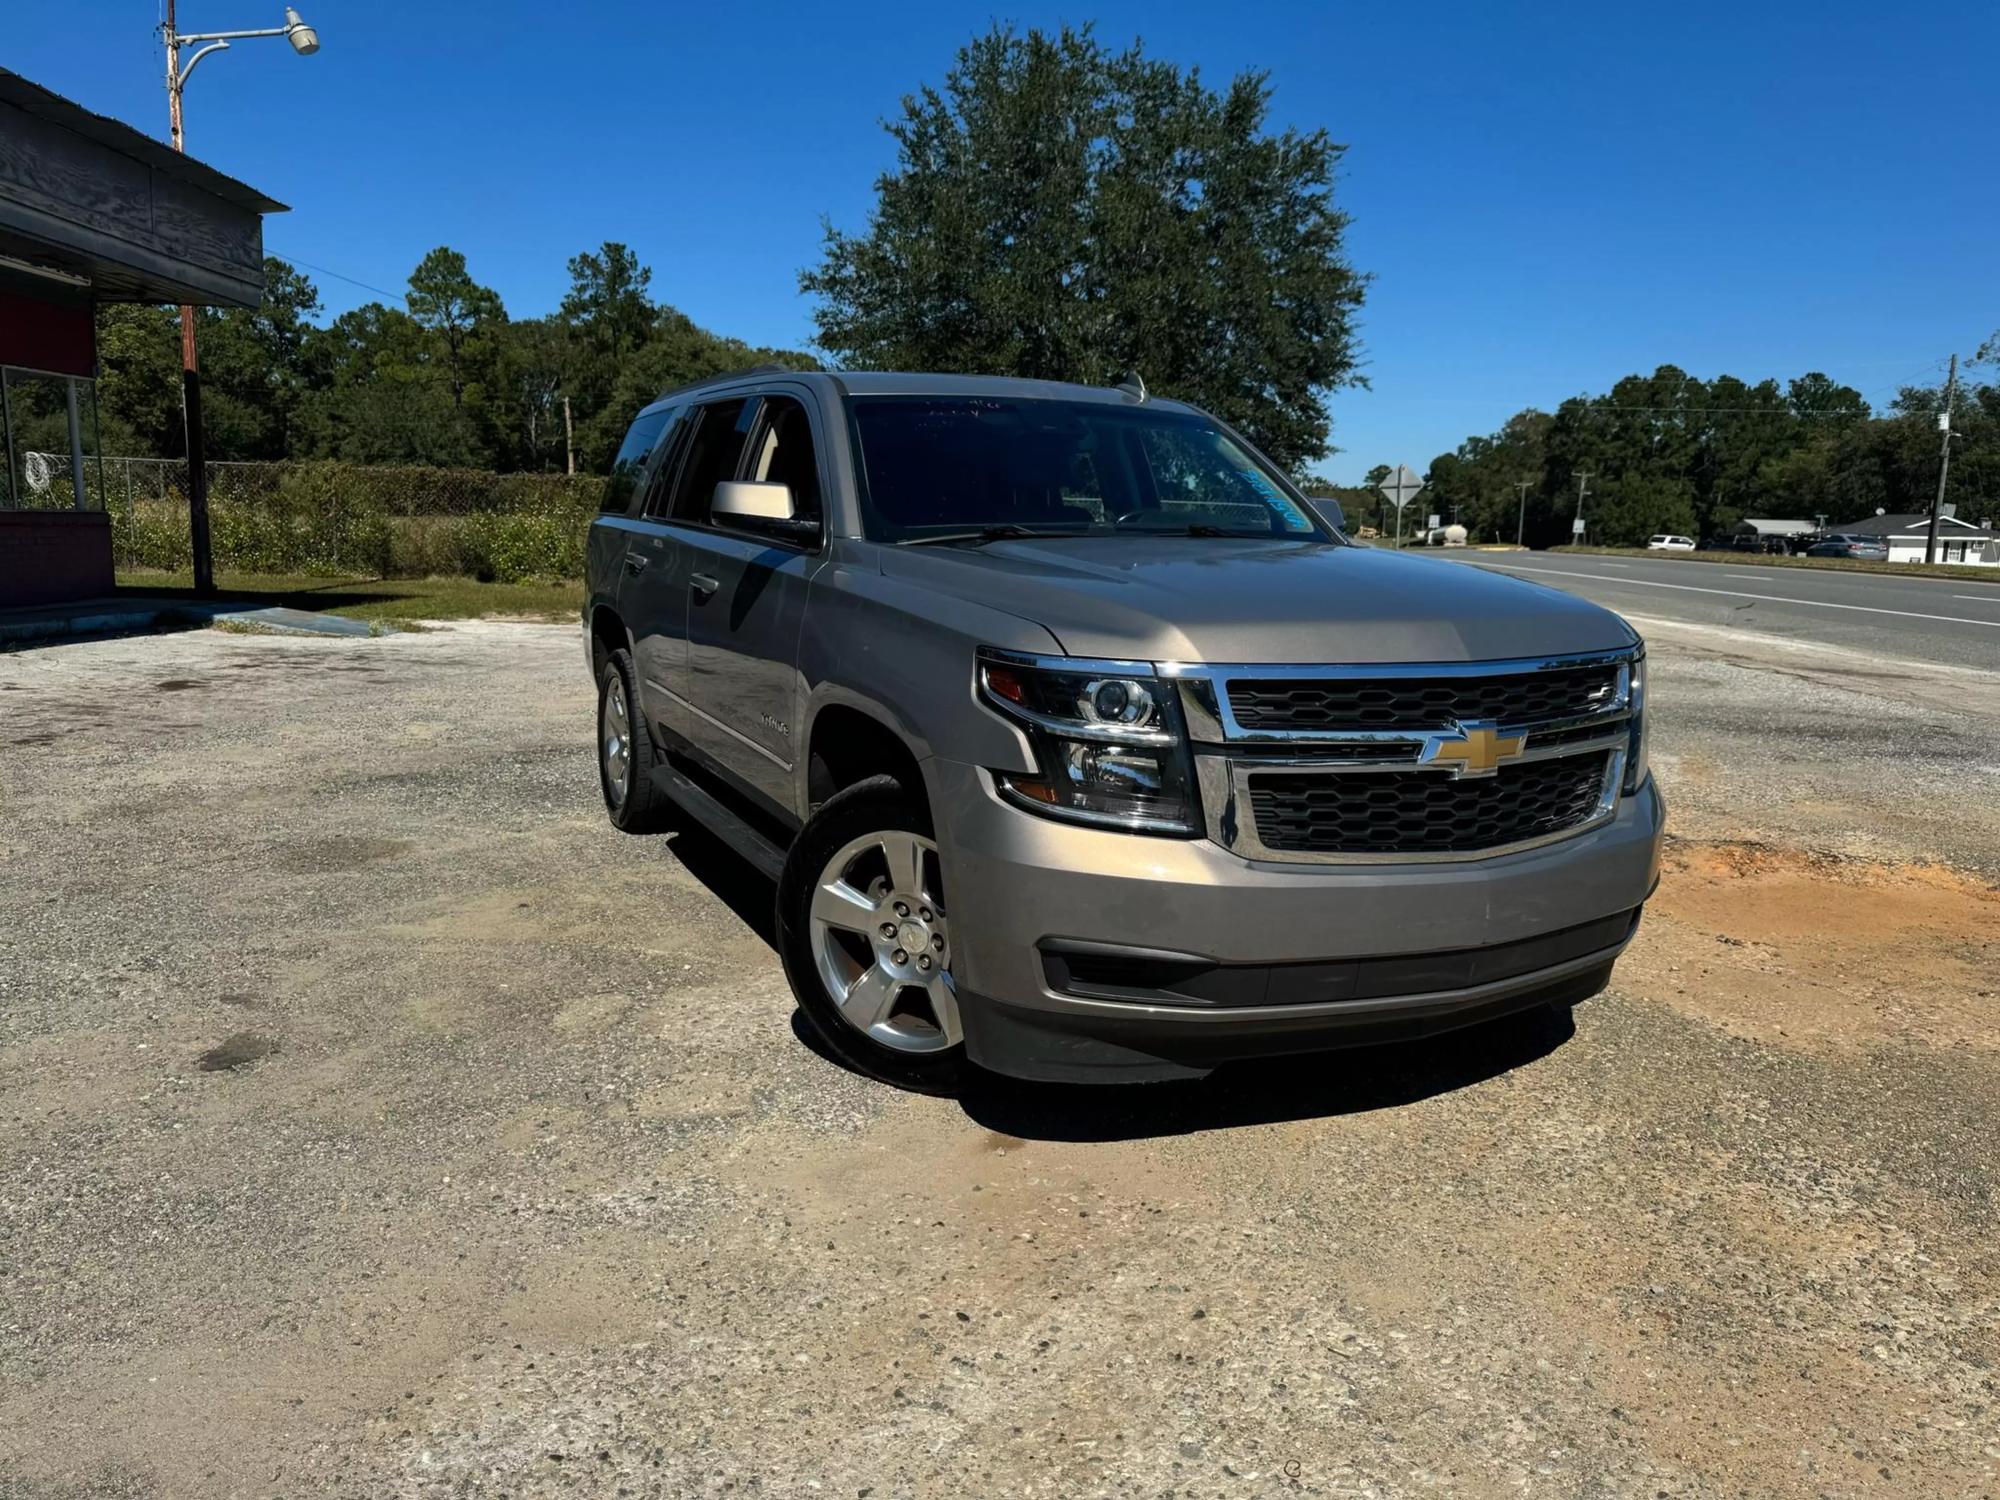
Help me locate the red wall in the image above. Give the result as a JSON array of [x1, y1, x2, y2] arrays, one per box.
[[0, 511, 113, 607], [0, 288, 96, 377]]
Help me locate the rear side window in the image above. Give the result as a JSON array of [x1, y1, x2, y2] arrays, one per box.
[[602, 407, 673, 513], [743, 395, 823, 527], [667, 399, 755, 525]]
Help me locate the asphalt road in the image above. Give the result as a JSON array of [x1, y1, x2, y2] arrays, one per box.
[[1439, 550, 2000, 671]]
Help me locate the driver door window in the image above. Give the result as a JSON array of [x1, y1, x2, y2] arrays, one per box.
[[742, 395, 823, 532], [667, 399, 754, 525]]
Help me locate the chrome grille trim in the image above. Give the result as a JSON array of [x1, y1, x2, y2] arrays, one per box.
[[1165, 649, 1640, 864], [1165, 648, 1637, 747]]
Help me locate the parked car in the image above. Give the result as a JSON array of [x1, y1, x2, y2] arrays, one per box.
[[1694, 535, 1733, 551], [586, 371, 1663, 1087], [1807, 534, 1890, 561], [1645, 535, 1695, 552], [1731, 533, 1792, 554]]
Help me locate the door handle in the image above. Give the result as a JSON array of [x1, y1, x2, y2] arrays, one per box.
[[623, 550, 650, 574], [689, 572, 720, 599]]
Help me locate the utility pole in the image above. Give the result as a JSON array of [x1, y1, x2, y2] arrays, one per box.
[[163, 1, 214, 595], [563, 394, 576, 476], [1515, 480, 1531, 547], [1573, 471, 1593, 545], [1925, 353, 1957, 567], [162, 2, 318, 595]]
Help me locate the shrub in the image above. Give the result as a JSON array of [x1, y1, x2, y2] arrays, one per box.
[[110, 460, 604, 578]]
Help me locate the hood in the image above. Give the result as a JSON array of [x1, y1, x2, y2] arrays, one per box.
[[875, 537, 1636, 664]]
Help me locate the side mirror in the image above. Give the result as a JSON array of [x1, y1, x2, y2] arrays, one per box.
[[1312, 498, 1347, 533], [712, 480, 816, 537]]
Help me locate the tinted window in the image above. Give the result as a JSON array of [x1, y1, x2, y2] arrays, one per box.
[[744, 396, 822, 527], [667, 399, 754, 524], [602, 407, 672, 513], [849, 397, 1325, 543]]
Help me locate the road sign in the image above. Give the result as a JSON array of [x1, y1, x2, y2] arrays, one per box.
[[1378, 465, 1424, 511], [1427, 513, 1441, 531], [1572, 517, 1586, 535]]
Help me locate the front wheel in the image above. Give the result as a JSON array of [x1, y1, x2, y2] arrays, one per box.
[[776, 777, 964, 1092]]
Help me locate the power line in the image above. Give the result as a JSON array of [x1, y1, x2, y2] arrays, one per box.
[[268, 250, 403, 302]]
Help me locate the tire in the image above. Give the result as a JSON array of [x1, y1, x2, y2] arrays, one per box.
[[776, 775, 964, 1092], [597, 648, 674, 834]]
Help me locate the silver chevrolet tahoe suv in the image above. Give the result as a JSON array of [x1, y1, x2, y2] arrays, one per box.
[[585, 370, 1664, 1087]]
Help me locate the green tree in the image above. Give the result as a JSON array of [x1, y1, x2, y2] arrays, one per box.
[[301, 301, 481, 467], [94, 303, 182, 456], [405, 246, 505, 412], [800, 23, 1367, 471], [556, 242, 661, 466], [582, 305, 815, 466], [195, 257, 328, 459]]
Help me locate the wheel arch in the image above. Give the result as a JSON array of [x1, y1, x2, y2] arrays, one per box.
[[587, 600, 630, 680], [801, 696, 930, 815]]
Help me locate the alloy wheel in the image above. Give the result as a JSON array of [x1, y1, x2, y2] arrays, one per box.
[[807, 829, 961, 1053]]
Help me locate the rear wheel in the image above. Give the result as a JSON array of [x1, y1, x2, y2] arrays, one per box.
[[597, 649, 673, 834], [777, 777, 963, 1091]]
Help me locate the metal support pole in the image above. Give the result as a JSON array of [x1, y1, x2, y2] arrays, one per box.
[[0, 367, 15, 507], [65, 377, 87, 511], [1515, 480, 1530, 547]]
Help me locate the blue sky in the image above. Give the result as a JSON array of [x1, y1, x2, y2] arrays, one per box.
[[13, 2, 1993, 480]]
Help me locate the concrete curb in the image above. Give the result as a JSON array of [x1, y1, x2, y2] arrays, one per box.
[[0, 599, 376, 646]]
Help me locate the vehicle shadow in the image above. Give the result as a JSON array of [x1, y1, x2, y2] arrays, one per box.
[[659, 822, 1580, 1139], [662, 822, 779, 947], [955, 1004, 1577, 1142]]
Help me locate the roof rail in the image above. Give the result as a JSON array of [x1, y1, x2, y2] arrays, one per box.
[[646, 363, 820, 406]]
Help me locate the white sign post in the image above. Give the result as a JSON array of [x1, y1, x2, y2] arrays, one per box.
[[1377, 465, 1424, 547]]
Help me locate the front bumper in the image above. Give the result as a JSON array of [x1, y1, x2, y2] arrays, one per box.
[[929, 759, 1666, 1082]]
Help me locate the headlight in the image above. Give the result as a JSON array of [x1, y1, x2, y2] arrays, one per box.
[[1622, 647, 1649, 794], [977, 650, 1198, 834]]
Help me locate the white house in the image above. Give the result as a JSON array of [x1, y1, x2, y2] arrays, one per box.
[[1839, 511, 1999, 567], [1733, 518, 1818, 542]]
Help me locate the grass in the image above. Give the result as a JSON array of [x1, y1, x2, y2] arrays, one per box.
[[114, 569, 585, 624], [1550, 545, 2000, 586]]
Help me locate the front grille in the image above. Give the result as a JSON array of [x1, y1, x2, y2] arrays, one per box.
[[1246, 754, 1611, 856], [1228, 663, 1621, 731]]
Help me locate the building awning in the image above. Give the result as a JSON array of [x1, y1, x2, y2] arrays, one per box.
[[0, 67, 287, 308]]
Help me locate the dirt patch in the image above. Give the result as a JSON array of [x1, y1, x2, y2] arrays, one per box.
[[196, 1032, 280, 1071], [271, 834, 413, 874], [1623, 839, 2000, 1050]]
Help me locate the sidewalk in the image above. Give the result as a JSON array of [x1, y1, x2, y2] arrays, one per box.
[[0, 593, 376, 646]]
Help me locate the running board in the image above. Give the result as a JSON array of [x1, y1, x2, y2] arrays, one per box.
[[649, 763, 788, 883]]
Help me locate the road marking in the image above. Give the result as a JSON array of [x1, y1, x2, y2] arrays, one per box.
[[1472, 561, 2000, 630], [1598, 562, 1629, 569], [1953, 594, 2000, 604]]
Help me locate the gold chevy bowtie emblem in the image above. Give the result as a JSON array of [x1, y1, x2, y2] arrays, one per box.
[[1423, 721, 1526, 778]]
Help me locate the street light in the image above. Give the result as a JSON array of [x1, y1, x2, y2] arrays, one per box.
[[285, 8, 321, 54], [161, 2, 319, 594]]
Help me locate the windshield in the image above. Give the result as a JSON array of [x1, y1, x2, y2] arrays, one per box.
[[848, 396, 1332, 544]]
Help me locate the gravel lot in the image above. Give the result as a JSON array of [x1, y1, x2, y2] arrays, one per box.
[[2, 617, 1996, 1498]]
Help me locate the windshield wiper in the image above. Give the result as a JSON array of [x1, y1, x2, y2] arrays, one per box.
[[1118, 522, 1284, 539], [897, 524, 1086, 547]]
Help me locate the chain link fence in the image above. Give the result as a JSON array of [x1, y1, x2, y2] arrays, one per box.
[[25, 455, 605, 581]]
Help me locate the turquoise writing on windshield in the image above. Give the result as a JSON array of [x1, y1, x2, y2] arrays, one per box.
[[1238, 469, 1314, 531]]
